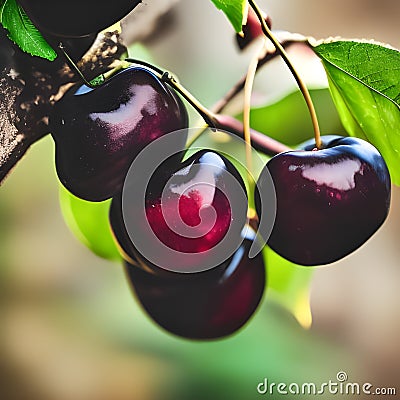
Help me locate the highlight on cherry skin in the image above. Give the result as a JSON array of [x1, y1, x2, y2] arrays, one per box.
[[255, 135, 391, 266], [49, 66, 189, 202], [17, 0, 142, 38], [124, 225, 266, 340], [109, 149, 249, 274]]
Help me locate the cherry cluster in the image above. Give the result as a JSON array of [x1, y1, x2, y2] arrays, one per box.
[[15, 0, 268, 341], [50, 64, 268, 339], [49, 62, 391, 340], [17, 0, 392, 340]]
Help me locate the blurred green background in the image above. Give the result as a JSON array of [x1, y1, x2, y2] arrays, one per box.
[[1, 1, 399, 399]]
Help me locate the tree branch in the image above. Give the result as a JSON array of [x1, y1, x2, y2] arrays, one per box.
[[0, 27, 127, 184]]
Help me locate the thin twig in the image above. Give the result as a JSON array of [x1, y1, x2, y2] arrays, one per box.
[[212, 34, 307, 115], [248, 0, 322, 148]]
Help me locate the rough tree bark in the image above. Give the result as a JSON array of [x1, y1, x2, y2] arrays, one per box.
[[0, 27, 127, 183]]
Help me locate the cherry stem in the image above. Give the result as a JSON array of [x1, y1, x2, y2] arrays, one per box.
[[59, 43, 129, 88], [212, 37, 306, 115], [243, 39, 267, 191], [56, 49, 290, 157], [248, 0, 322, 149], [125, 58, 290, 156], [58, 42, 98, 89], [125, 58, 219, 128], [215, 115, 291, 155], [162, 72, 219, 128]]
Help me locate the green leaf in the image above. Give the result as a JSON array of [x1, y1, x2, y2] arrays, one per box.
[[313, 40, 400, 106], [210, 0, 247, 33], [0, 0, 57, 61], [238, 88, 346, 146], [59, 185, 121, 261], [89, 74, 106, 87], [264, 247, 314, 328], [312, 40, 400, 185]]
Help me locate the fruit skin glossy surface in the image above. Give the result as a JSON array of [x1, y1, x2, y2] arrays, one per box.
[[18, 0, 142, 37], [124, 227, 266, 340], [255, 136, 391, 266], [50, 66, 188, 202], [110, 150, 248, 274]]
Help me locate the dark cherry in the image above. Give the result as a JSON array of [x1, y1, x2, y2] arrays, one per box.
[[18, 0, 142, 38], [109, 150, 248, 274], [236, 8, 272, 50], [124, 226, 266, 340], [255, 136, 391, 266], [50, 66, 188, 202]]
